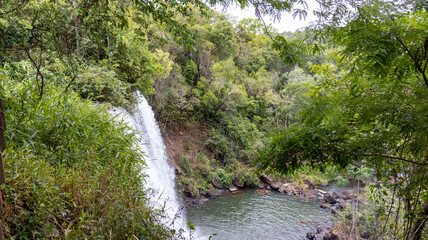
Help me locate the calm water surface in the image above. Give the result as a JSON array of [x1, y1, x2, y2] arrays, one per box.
[[188, 189, 332, 240]]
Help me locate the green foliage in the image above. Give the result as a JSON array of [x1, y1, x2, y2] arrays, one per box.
[[211, 169, 232, 188], [0, 63, 181, 239], [112, 34, 172, 95], [183, 59, 198, 85], [225, 116, 260, 148], [72, 61, 131, 107], [205, 128, 233, 161], [259, 3, 428, 238], [207, 15, 237, 60], [282, 164, 339, 187], [178, 155, 192, 174]]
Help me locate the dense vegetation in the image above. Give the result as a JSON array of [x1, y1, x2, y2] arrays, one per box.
[[150, 13, 333, 197], [0, 63, 181, 238], [258, 1, 428, 239], [1, 0, 427, 239]]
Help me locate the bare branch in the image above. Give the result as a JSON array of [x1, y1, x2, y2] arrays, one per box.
[[25, 48, 45, 100]]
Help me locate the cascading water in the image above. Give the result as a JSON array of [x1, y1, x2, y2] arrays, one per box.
[[110, 92, 185, 230]]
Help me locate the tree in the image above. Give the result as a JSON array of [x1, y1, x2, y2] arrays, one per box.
[[258, 1, 428, 239]]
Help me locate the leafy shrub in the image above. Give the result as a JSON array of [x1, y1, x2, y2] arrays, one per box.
[[210, 169, 232, 188], [285, 164, 340, 187], [240, 169, 259, 187], [73, 61, 131, 107], [178, 155, 192, 174], [225, 116, 260, 148], [205, 128, 234, 161], [183, 59, 198, 85], [0, 63, 181, 239]]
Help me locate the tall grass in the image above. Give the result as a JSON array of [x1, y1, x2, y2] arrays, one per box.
[[0, 62, 182, 239]]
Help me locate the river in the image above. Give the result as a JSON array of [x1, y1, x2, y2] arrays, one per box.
[[188, 189, 332, 240]]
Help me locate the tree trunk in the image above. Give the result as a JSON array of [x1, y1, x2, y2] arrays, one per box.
[[412, 201, 428, 240]]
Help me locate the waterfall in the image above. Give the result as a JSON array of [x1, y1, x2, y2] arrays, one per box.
[[109, 92, 184, 230]]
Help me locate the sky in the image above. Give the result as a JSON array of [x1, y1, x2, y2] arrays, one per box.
[[215, 0, 319, 33]]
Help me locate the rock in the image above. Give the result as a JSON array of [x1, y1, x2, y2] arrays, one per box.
[[185, 185, 194, 197], [206, 189, 221, 198], [229, 186, 239, 192], [279, 182, 302, 195], [330, 209, 337, 215], [324, 231, 340, 240], [332, 192, 341, 200], [305, 178, 315, 189], [270, 181, 283, 190], [316, 189, 327, 198], [233, 179, 244, 188], [257, 182, 265, 189], [337, 202, 347, 210], [303, 189, 316, 200], [193, 197, 209, 205], [307, 232, 316, 239], [260, 173, 275, 186], [307, 227, 329, 240], [318, 189, 327, 194], [211, 178, 223, 189], [260, 173, 283, 190], [320, 203, 331, 208], [178, 131, 184, 136], [323, 193, 337, 204], [342, 190, 351, 200], [321, 181, 329, 187]]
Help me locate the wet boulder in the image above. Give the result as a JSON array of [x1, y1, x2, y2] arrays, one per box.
[[206, 189, 222, 198], [279, 182, 302, 195], [303, 189, 316, 200], [342, 190, 352, 200], [323, 193, 337, 204], [320, 202, 331, 208], [307, 232, 316, 239]]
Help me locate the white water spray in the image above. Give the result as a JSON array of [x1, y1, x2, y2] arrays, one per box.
[[110, 92, 185, 230]]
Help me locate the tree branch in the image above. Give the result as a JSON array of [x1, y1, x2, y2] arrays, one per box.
[[25, 48, 45, 100], [326, 143, 427, 166], [0, 0, 28, 16], [394, 33, 428, 89]]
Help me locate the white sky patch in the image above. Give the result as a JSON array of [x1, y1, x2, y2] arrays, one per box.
[[215, 0, 319, 33]]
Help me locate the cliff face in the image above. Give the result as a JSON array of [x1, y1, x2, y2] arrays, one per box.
[[161, 122, 209, 169]]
